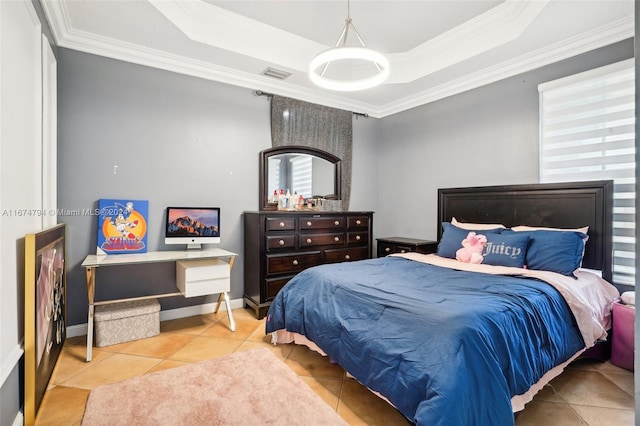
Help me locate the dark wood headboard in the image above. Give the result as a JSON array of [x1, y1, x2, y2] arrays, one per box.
[[437, 181, 614, 282]]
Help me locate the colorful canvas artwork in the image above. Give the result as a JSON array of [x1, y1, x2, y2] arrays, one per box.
[[97, 199, 148, 254]]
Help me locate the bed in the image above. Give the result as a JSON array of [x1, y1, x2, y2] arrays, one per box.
[[265, 181, 620, 425]]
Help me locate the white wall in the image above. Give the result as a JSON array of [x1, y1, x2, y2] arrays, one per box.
[[0, 1, 51, 425]]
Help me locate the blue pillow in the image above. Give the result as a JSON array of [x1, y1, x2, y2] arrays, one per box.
[[503, 229, 587, 276], [437, 222, 503, 259], [481, 233, 529, 268]]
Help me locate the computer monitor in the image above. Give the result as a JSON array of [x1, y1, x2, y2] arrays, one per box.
[[164, 207, 220, 250]]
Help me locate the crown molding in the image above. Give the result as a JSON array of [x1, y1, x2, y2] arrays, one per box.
[[41, 1, 632, 119], [378, 15, 634, 117], [40, 0, 69, 46], [57, 25, 380, 116], [388, 0, 549, 83]]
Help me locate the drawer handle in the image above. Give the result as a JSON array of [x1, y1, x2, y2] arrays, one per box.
[[292, 260, 299, 266], [279, 222, 285, 228], [334, 236, 340, 242], [306, 238, 312, 243], [356, 220, 362, 225], [345, 254, 351, 260], [334, 220, 340, 226], [356, 235, 361, 241], [278, 239, 285, 246], [385, 247, 391, 252], [306, 221, 312, 227]]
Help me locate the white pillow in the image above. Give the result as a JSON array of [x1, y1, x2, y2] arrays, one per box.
[[510, 225, 589, 234], [452, 217, 506, 230]]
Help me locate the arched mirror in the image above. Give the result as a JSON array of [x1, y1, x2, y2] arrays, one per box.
[[259, 146, 342, 210]]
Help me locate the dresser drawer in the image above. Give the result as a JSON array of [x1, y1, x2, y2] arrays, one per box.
[[347, 232, 368, 245], [266, 235, 296, 250], [300, 216, 345, 230], [299, 232, 345, 248], [324, 247, 368, 264], [267, 252, 322, 275], [348, 216, 369, 229], [266, 217, 296, 231], [265, 276, 294, 300], [378, 241, 413, 255]]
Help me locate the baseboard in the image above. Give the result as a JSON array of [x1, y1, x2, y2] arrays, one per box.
[[158, 298, 244, 322], [12, 411, 23, 426], [0, 343, 24, 388], [66, 297, 245, 338]]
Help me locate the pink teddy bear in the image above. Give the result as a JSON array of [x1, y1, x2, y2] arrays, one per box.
[[456, 232, 487, 264]]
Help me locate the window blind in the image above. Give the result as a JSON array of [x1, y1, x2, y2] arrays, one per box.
[[290, 155, 313, 199], [268, 158, 281, 195], [538, 59, 636, 286]]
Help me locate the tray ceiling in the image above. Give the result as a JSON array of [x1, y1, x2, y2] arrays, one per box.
[[42, 0, 634, 118]]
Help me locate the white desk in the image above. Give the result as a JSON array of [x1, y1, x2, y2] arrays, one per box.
[[81, 248, 237, 361]]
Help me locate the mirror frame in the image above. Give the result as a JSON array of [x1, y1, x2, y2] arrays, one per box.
[[259, 145, 342, 211]]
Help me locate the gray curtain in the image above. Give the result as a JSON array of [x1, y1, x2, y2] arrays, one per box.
[[270, 95, 353, 210]]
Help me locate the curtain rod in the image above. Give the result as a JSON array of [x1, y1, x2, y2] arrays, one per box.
[[254, 90, 369, 118]]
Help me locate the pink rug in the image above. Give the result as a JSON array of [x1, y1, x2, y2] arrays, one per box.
[[82, 348, 347, 425]]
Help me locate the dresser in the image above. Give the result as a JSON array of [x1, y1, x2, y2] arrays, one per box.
[[243, 211, 373, 319]]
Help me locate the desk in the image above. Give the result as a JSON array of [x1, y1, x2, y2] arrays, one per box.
[[81, 248, 237, 361]]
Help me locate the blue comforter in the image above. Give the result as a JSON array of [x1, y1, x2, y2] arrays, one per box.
[[265, 256, 585, 425]]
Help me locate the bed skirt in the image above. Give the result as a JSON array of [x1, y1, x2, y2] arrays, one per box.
[[271, 329, 585, 413]]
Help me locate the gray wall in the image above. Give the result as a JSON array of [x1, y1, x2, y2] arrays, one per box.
[[376, 39, 634, 242], [57, 48, 379, 326]]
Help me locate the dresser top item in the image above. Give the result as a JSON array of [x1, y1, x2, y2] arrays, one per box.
[[245, 211, 373, 214], [82, 248, 237, 268]]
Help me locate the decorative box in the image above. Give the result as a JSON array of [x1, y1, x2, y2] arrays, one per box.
[[611, 300, 635, 371], [94, 298, 160, 347]]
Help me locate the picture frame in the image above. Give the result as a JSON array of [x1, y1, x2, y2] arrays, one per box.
[[24, 223, 66, 426]]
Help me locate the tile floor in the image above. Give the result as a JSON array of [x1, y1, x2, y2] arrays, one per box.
[[37, 308, 635, 425]]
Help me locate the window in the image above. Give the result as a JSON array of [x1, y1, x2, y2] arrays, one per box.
[[538, 59, 635, 286]]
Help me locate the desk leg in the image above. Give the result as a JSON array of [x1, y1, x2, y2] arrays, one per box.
[[214, 293, 235, 332], [85, 267, 95, 362], [218, 256, 235, 331], [214, 293, 224, 314], [223, 292, 235, 332]]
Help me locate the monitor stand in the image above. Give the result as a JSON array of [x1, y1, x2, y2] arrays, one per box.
[[186, 243, 202, 250]]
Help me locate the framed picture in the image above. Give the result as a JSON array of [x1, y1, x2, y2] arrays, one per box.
[[96, 199, 148, 254], [24, 223, 66, 426]]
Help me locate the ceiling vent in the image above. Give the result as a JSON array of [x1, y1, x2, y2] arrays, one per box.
[[261, 67, 292, 80]]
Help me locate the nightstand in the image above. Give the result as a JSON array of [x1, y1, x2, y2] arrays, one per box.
[[377, 237, 438, 257]]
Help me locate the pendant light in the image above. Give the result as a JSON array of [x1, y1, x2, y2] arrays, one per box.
[[309, 0, 389, 91]]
